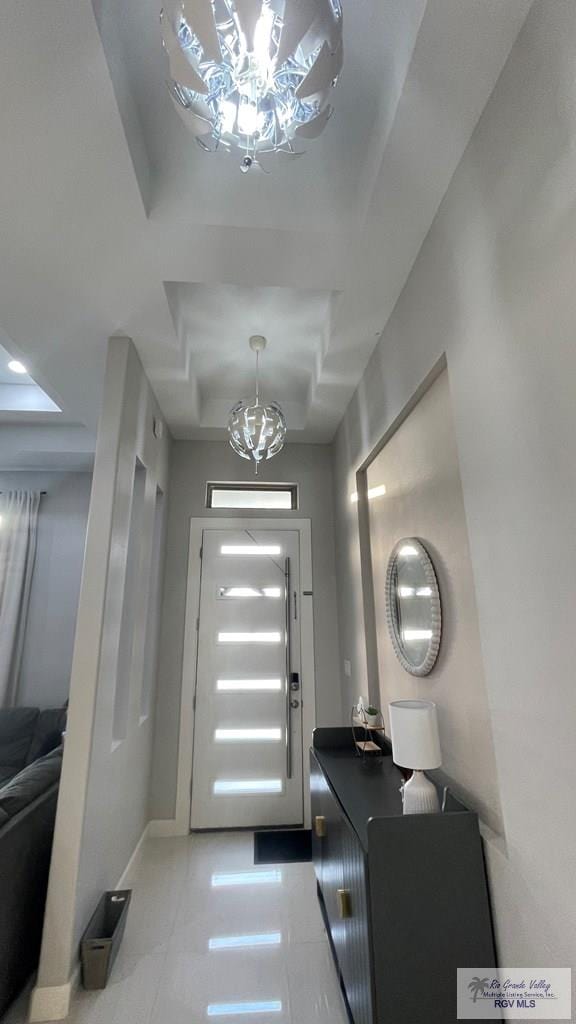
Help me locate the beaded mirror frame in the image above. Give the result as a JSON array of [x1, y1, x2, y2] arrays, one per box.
[[385, 537, 442, 677]]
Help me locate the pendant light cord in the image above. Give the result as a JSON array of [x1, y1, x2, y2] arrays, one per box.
[[255, 348, 260, 404]]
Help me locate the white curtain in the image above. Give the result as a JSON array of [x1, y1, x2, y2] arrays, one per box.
[[0, 490, 40, 707]]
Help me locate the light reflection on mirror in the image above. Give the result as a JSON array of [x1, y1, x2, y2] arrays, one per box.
[[398, 586, 432, 598], [402, 629, 433, 641]]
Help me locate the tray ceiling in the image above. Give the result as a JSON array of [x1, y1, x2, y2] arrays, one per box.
[[0, 0, 532, 444]]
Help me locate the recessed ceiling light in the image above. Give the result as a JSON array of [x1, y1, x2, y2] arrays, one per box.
[[8, 360, 27, 375]]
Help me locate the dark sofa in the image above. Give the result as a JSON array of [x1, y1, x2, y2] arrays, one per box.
[[0, 707, 66, 786], [0, 708, 65, 1018]]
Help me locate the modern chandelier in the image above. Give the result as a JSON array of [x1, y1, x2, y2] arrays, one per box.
[[160, 0, 343, 171], [228, 336, 287, 471]]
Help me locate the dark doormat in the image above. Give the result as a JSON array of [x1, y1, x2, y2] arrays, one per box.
[[254, 829, 312, 864]]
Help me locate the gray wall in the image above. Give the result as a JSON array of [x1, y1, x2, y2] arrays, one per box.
[[150, 440, 340, 820], [332, 0, 576, 989], [0, 470, 92, 708], [33, 340, 170, 1016], [365, 370, 503, 834]]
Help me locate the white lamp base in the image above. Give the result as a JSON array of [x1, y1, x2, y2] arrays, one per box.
[[402, 770, 440, 815]]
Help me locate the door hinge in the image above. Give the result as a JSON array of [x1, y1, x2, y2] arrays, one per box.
[[199, 545, 203, 560], [196, 617, 200, 632], [192, 694, 197, 711]]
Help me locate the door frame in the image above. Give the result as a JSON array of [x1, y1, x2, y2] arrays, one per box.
[[174, 517, 316, 833]]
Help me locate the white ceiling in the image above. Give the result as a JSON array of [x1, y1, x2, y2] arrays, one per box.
[[0, 0, 532, 452]]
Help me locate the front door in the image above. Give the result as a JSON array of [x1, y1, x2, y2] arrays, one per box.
[[190, 527, 303, 830]]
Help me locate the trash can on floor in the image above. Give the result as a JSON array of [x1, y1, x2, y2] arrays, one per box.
[[80, 890, 132, 990]]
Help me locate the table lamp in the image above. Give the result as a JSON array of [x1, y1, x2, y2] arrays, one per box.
[[388, 700, 442, 814]]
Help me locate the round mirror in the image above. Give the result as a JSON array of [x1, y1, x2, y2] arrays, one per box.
[[385, 538, 442, 676]]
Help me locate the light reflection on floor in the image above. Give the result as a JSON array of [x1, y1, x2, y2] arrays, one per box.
[[6, 831, 349, 1024]]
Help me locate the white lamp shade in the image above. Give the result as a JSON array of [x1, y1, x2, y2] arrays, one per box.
[[388, 700, 442, 770]]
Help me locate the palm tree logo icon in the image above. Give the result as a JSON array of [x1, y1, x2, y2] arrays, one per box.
[[468, 977, 490, 1002]]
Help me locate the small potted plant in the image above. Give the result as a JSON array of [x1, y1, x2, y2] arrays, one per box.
[[364, 705, 381, 727]]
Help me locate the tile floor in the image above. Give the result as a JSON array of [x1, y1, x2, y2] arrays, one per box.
[[6, 832, 349, 1024]]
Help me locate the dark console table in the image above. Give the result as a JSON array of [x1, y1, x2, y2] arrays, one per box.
[[311, 728, 496, 1024]]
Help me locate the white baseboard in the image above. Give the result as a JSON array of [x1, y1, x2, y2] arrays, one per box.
[[148, 817, 189, 838], [116, 823, 150, 888], [29, 965, 79, 1023], [29, 824, 150, 1022]]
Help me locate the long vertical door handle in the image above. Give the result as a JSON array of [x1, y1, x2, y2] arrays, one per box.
[[285, 556, 292, 779]]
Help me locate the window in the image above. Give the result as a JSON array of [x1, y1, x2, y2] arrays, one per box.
[[206, 482, 298, 510]]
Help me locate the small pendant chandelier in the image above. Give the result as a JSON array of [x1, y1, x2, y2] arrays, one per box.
[[228, 336, 287, 472]]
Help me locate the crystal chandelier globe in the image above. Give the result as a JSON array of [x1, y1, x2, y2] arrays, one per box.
[[228, 336, 287, 471], [160, 0, 343, 170]]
